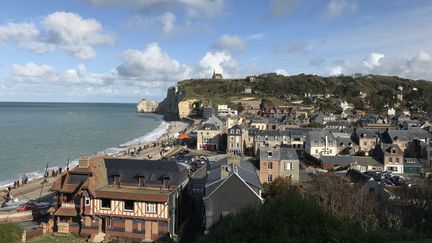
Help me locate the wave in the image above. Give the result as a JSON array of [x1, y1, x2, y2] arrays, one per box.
[[119, 121, 170, 147], [0, 120, 170, 190]]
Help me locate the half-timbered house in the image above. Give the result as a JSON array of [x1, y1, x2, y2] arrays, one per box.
[[50, 156, 190, 242]]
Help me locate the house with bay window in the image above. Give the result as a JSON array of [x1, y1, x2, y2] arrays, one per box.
[[50, 156, 190, 242]]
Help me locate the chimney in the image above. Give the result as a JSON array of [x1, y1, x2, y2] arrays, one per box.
[[78, 156, 90, 168], [163, 176, 170, 189], [139, 176, 145, 187], [220, 165, 229, 179]]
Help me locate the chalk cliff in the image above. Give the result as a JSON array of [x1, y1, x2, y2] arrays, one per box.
[[154, 85, 198, 118], [136, 99, 159, 113]]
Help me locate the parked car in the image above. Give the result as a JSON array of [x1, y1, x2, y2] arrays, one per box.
[[17, 200, 50, 212]]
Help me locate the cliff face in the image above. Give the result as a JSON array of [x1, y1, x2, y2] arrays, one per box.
[[155, 85, 197, 118], [155, 86, 181, 115], [136, 99, 159, 113]]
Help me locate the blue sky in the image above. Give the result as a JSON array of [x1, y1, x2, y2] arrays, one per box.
[[0, 0, 432, 102]]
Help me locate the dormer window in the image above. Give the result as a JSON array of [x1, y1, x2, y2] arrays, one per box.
[[163, 177, 170, 188], [268, 151, 273, 157], [139, 176, 145, 187]]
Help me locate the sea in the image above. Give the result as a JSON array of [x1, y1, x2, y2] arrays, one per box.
[[0, 102, 168, 187]]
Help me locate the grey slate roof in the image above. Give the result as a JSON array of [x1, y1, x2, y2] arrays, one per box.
[[258, 146, 299, 161], [198, 123, 219, 131], [357, 128, 381, 138], [104, 158, 188, 186], [387, 129, 432, 142], [307, 130, 336, 142], [205, 156, 262, 197]]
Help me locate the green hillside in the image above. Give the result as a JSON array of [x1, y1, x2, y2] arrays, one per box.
[[177, 74, 432, 113]]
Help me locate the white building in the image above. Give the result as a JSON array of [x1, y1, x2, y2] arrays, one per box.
[[305, 131, 337, 159]]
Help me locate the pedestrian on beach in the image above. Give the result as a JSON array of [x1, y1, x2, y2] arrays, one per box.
[[7, 185, 11, 192], [13, 181, 16, 189], [16, 180, 19, 188], [59, 167, 62, 175]]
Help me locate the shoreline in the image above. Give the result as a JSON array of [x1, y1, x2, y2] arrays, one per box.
[[0, 112, 191, 193]]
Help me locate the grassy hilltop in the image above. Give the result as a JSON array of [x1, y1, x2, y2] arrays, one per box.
[[176, 74, 432, 113]]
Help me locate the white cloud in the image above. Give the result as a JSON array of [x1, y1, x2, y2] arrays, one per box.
[[213, 34, 247, 52], [116, 42, 192, 84], [327, 51, 432, 80], [11, 62, 109, 85], [12, 62, 54, 77], [323, 0, 357, 19], [275, 69, 288, 76], [363, 52, 385, 68], [161, 12, 176, 34], [329, 65, 343, 76], [0, 12, 114, 59], [0, 22, 39, 43], [128, 13, 211, 36], [43, 12, 115, 59], [197, 51, 238, 77], [86, 0, 224, 18], [415, 50, 432, 62]]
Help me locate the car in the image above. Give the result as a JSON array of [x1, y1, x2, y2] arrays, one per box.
[[17, 200, 50, 212]]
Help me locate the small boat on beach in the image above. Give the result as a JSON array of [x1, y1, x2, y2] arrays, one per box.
[[0, 200, 26, 212]]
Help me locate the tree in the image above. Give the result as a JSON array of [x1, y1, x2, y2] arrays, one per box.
[[262, 177, 299, 199], [236, 102, 244, 113]]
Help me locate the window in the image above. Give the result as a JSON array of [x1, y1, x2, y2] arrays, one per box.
[[124, 200, 134, 211], [284, 162, 293, 170], [85, 198, 90, 206], [315, 149, 318, 154], [388, 166, 398, 172], [146, 203, 157, 213], [101, 199, 111, 209], [267, 174, 273, 182], [396, 158, 400, 163], [389, 158, 393, 163], [230, 136, 234, 141], [268, 162, 273, 170], [267, 151, 273, 157], [230, 143, 233, 147]]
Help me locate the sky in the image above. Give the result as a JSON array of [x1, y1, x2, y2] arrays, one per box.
[[0, 0, 432, 103]]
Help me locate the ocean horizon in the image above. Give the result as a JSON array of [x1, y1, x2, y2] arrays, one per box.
[[0, 102, 165, 187]]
